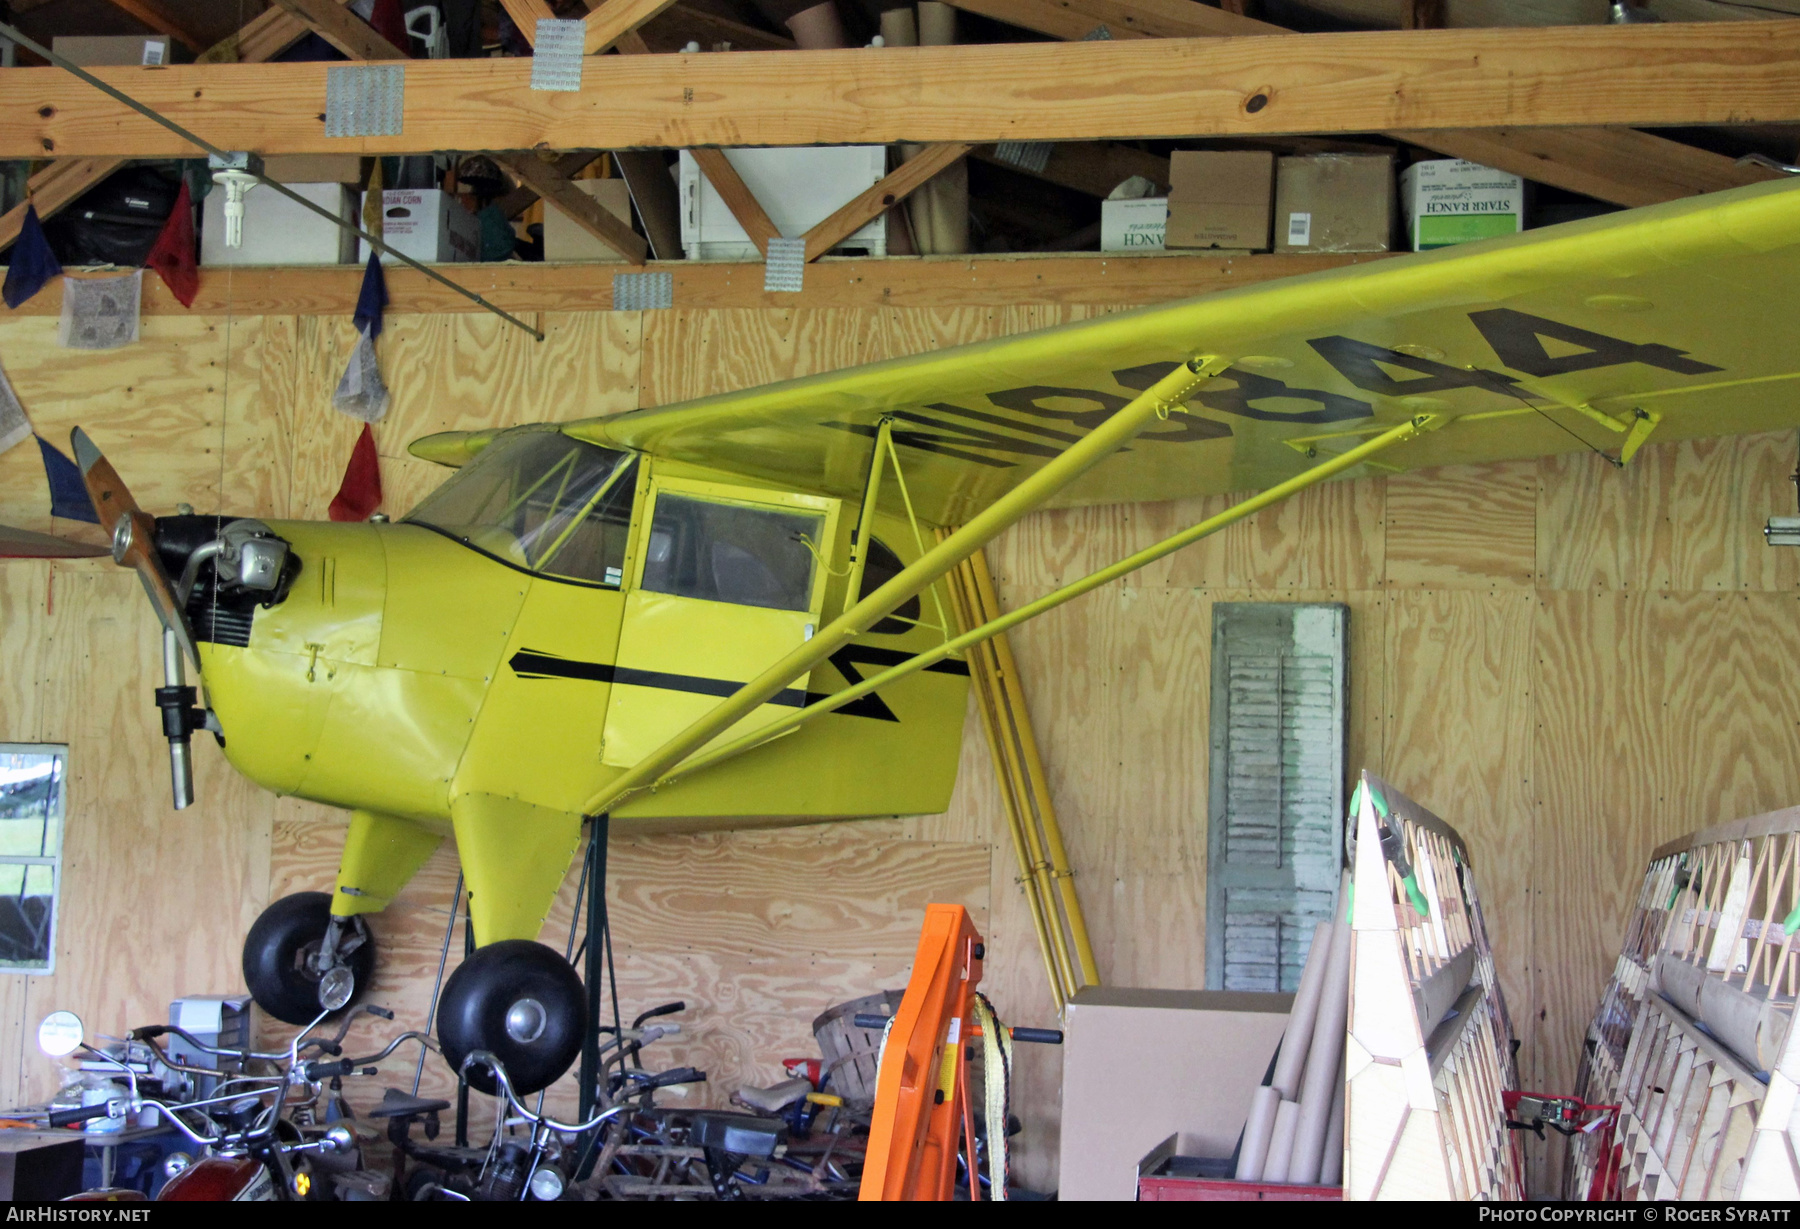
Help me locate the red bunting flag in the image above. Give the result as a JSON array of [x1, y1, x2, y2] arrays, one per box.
[[328, 423, 383, 522], [369, 0, 410, 51], [144, 180, 198, 308]]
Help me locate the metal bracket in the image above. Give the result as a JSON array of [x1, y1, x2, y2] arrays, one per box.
[[763, 237, 806, 293], [612, 271, 674, 311], [325, 64, 404, 138], [531, 19, 586, 92]]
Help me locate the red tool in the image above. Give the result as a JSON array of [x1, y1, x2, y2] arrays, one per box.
[[1502, 1091, 1622, 1201]]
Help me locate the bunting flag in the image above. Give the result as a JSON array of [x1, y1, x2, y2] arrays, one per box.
[[369, 0, 411, 52], [328, 423, 383, 522], [333, 254, 390, 422], [0, 360, 28, 457], [36, 435, 98, 524], [144, 180, 199, 308], [353, 250, 387, 338], [3, 205, 63, 310]]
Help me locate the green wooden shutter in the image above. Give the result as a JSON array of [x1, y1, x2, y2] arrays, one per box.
[[1205, 603, 1348, 992]]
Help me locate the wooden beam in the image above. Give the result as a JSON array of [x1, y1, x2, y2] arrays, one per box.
[[10, 25, 1800, 157], [804, 143, 973, 261], [499, 151, 649, 263], [953, 0, 1784, 207], [204, 8, 313, 64], [499, 0, 559, 40], [585, 0, 684, 55], [496, 150, 601, 217], [688, 148, 780, 255], [101, 0, 206, 53], [2, 251, 1383, 316], [270, 0, 406, 61]]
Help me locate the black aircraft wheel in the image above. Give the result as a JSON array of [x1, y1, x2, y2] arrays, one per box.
[[242, 892, 375, 1026], [437, 940, 586, 1096]]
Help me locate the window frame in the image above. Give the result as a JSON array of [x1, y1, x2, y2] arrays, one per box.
[[0, 742, 67, 976], [630, 475, 841, 617]]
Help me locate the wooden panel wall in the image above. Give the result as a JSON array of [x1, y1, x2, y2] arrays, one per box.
[[2, 298, 1798, 1193]]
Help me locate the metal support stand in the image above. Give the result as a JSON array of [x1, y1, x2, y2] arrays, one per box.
[[575, 813, 612, 1180]]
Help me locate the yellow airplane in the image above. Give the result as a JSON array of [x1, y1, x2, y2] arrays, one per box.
[[66, 176, 1800, 1094]]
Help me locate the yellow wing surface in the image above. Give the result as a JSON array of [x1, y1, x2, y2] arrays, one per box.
[[560, 179, 1800, 526]]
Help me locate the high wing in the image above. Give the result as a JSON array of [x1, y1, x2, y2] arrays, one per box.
[[550, 179, 1800, 527]]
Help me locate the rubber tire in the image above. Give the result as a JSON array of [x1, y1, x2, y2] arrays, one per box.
[[242, 891, 375, 1026], [437, 940, 586, 1096]]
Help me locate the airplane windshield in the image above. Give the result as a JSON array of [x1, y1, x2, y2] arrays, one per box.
[[405, 428, 638, 586]]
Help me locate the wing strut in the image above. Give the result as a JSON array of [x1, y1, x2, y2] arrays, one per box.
[[648, 413, 1443, 794], [578, 354, 1233, 819]]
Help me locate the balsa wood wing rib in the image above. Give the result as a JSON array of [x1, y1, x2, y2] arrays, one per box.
[[523, 181, 1800, 526]]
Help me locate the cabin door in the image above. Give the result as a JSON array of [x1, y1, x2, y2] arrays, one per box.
[[601, 476, 840, 769]]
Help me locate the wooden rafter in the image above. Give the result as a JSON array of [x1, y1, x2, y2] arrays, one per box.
[[943, 0, 1783, 206], [498, 150, 648, 263], [584, 0, 685, 54], [270, 0, 406, 61], [101, 0, 205, 53], [687, 149, 779, 255], [13, 25, 1800, 157], [499, 0, 558, 34], [803, 143, 973, 261]]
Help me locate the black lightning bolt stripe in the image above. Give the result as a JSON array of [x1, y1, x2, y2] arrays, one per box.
[[508, 647, 969, 724]]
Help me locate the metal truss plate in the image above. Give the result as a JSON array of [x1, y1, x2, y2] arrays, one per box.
[[324, 64, 404, 138], [612, 271, 674, 311], [532, 19, 586, 92], [763, 237, 806, 293]]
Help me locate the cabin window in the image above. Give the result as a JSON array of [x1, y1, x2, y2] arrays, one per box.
[[0, 745, 66, 974], [406, 427, 637, 586], [1206, 604, 1348, 993], [641, 494, 822, 612]]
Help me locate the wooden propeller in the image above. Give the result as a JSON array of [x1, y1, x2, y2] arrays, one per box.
[[70, 427, 200, 672]]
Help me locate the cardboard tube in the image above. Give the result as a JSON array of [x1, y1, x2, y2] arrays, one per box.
[[1289, 919, 1353, 1184], [1272, 921, 1333, 1100], [1320, 1057, 1346, 1187], [1234, 1084, 1282, 1182], [1263, 1100, 1300, 1184], [879, 7, 917, 45], [917, 1, 956, 45]]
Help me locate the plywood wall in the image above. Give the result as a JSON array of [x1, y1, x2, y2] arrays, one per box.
[[2, 298, 1798, 1194]]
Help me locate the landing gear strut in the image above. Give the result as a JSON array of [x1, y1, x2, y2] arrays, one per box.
[[243, 892, 375, 1025]]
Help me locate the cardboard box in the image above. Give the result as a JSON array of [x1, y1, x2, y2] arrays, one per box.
[[359, 189, 481, 265], [1166, 150, 1273, 251], [543, 179, 636, 263], [1058, 987, 1292, 1201], [1101, 197, 1167, 252], [678, 147, 887, 261], [52, 34, 170, 65], [1273, 154, 1395, 254], [1400, 158, 1524, 251], [202, 182, 358, 266], [262, 155, 364, 186]]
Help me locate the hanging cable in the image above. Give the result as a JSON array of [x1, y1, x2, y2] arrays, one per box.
[[0, 19, 544, 341]]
